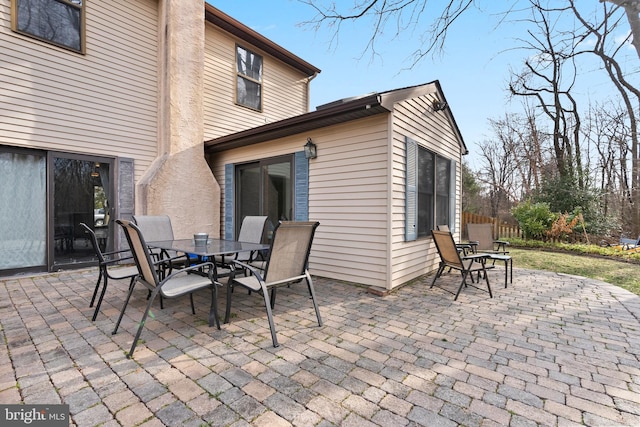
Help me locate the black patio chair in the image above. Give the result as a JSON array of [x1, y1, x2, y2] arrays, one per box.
[[133, 214, 193, 272], [80, 223, 138, 321]]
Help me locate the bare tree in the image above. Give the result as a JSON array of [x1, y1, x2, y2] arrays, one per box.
[[604, 0, 640, 59], [476, 134, 519, 219], [584, 101, 633, 229], [488, 108, 549, 197], [507, 1, 586, 188], [302, 0, 639, 232], [568, 0, 640, 234], [302, 0, 640, 63]]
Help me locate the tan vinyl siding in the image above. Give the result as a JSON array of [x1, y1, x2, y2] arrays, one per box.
[[0, 0, 158, 181], [310, 120, 390, 288], [389, 94, 462, 288], [210, 115, 391, 288], [203, 23, 309, 140]]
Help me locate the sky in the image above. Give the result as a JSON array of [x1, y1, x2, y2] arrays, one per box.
[[207, 1, 632, 167]]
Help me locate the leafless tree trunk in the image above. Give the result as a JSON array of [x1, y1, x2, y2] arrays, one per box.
[[570, 0, 640, 235], [507, 1, 584, 187], [583, 102, 630, 225]]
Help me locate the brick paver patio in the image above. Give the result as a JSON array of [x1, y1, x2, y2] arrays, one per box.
[[1, 266, 639, 426]]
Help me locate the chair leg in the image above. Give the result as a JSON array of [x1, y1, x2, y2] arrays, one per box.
[[208, 285, 220, 329], [112, 279, 138, 335], [454, 270, 470, 301], [92, 275, 109, 321], [127, 289, 160, 357], [90, 268, 104, 307], [189, 294, 195, 315], [510, 258, 513, 285], [224, 270, 236, 324], [430, 264, 446, 288], [305, 273, 323, 327], [260, 284, 279, 347], [481, 264, 493, 298], [504, 260, 508, 288]]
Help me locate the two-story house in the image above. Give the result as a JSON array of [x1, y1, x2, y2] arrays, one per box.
[[1, 0, 467, 293], [0, 0, 317, 274]]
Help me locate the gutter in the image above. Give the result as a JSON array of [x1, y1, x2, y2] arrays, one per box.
[[205, 93, 389, 153]]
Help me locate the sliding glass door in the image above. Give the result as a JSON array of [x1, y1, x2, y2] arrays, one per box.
[[236, 155, 293, 240], [50, 153, 114, 270], [0, 149, 47, 271]]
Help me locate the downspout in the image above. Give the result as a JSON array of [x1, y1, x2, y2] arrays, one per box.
[[305, 72, 319, 111]]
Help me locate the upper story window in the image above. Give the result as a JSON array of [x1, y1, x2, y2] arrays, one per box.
[[11, 0, 85, 54], [236, 45, 263, 111]]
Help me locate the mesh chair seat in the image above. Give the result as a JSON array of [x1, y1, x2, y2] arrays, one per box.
[[160, 273, 219, 298], [113, 219, 222, 357], [466, 223, 510, 254], [225, 221, 321, 347]]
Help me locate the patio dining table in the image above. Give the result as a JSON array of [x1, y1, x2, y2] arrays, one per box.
[[147, 238, 268, 259], [145, 238, 269, 326], [147, 238, 269, 279]]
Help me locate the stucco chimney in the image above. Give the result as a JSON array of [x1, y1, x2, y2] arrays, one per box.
[[137, 0, 220, 238]]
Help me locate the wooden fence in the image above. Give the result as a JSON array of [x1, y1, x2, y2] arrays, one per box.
[[462, 212, 522, 240]]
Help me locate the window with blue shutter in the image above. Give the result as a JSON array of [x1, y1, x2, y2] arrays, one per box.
[[294, 151, 309, 221], [405, 136, 455, 240], [405, 137, 418, 241], [224, 163, 234, 240], [449, 160, 457, 233]]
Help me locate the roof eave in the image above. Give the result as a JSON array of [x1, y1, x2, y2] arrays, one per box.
[[205, 95, 387, 153], [204, 4, 321, 77]]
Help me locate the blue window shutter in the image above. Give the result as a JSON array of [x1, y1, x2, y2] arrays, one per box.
[[294, 151, 309, 221], [116, 157, 135, 251], [116, 157, 135, 222], [224, 163, 234, 240], [449, 159, 457, 234], [405, 137, 418, 241]]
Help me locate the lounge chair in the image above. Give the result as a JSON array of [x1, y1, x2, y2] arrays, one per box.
[[466, 223, 509, 254], [436, 224, 474, 255], [466, 223, 513, 287], [431, 229, 492, 300]]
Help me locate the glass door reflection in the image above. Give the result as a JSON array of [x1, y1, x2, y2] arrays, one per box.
[[52, 156, 112, 269]]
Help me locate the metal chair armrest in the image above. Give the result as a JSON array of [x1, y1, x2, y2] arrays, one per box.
[[102, 255, 134, 265], [159, 261, 218, 285], [102, 248, 132, 257], [231, 260, 265, 282], [462, 253, 490, 261]]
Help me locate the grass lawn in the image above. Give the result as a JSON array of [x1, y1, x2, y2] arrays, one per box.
[[510, 247, 640, 297]]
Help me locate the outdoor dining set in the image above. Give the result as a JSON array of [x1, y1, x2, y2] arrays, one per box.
[[81, 215, 322, 357], [81, 216, 511, 358]]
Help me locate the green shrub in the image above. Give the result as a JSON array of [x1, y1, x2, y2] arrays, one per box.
[[511, 200, 555, 240]]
